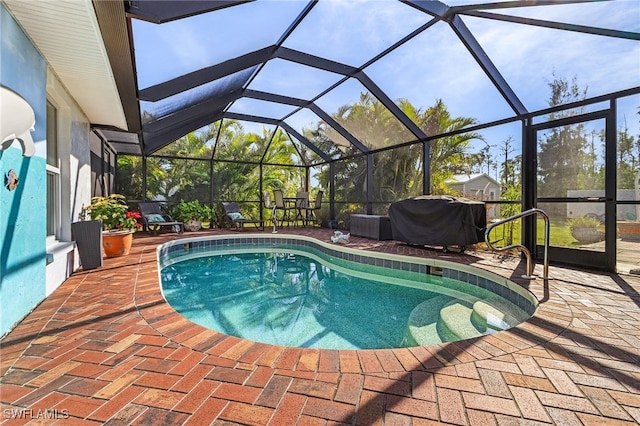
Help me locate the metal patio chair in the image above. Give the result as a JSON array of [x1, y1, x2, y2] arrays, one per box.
[[303, 190, 323, 227], [272, 189, 295, 227]]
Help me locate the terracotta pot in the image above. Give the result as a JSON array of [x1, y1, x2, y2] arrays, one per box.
[[102, 230, 134, 257]]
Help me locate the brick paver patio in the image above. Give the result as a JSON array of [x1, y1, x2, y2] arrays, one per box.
[[1, 228, 639, 425]]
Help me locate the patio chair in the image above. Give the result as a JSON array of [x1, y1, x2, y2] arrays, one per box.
[[220, 202, 264, 231], [139, 202, 184, 235], [262, 191, 278, 232], [303, 190, 323, 227], [273, 189, 294, 227], [293, 190, 309, 226]]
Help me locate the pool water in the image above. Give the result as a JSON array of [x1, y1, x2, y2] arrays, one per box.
[[160, 249, 530, 350]]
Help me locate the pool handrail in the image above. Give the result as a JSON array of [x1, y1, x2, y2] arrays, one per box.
[[484, 208, 550, 280]]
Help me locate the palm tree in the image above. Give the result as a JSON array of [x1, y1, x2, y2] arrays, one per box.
[[400, 98, 482, 194], [312, 95, 481, 210], [260, 128, 305, 194]]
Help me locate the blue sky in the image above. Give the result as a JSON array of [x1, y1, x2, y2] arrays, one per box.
[[131, 0, 640, 177]]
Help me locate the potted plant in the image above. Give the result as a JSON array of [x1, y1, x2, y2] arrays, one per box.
[[568, 216, 604, 244], [85, 194, 141, 257], [171, 200, 211, 231]]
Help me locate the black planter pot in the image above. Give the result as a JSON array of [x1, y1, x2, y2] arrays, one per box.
[[71, 220, 103, 270]]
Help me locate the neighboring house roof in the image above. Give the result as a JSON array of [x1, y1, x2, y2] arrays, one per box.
[[447, 173, 500, 187]]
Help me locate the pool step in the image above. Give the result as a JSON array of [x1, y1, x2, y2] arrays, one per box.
[[437, 301, 485, 342], [407, 295, 452, 346], [471, 299, 522, 332], [408, 296, 525, 345]]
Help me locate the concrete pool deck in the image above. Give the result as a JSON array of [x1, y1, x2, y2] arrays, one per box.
[[1, 228, 639, 425]]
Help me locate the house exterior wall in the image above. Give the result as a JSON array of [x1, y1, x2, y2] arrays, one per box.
[[449, 175, 501, 220], [1, 4, 47, 336], [1, 4, 94, 337], [45, 70, 93, 297], [450, 175, 500, 200]]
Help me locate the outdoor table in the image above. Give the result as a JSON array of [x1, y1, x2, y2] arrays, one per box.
[[284, 196, 309, 226]]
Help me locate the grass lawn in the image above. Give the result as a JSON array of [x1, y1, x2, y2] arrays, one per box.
[[485, 218, 603, 249]]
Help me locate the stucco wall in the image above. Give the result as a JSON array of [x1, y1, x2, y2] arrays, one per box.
[[45, 71, 93, 298], [1, 4, 94, 337], [1, 4, 47, 336], [46, 70, 93, 229]]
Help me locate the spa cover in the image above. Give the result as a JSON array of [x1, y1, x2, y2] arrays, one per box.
[[389, 196, 487, 247]]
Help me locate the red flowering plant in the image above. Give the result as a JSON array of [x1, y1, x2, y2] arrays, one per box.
[[86, 194, 142, 232], [122, 211, 143, 231]]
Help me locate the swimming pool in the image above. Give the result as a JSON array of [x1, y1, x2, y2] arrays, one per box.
[[158, 235, 537, 350]]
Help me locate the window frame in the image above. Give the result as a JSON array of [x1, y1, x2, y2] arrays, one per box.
[[46, 100, 61, 243]]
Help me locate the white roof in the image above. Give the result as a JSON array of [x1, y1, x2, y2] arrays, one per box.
[[448, 173, 499, 185], [4, 0, 126, 130]]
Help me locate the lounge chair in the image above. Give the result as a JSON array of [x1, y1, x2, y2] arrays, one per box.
[[139, 202, 184, 235], [220, 202, 264, 231]]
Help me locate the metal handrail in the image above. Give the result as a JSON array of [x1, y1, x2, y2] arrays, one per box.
[[484, 208, 550, 280]]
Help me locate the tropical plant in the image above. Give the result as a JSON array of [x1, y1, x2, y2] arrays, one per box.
[[171, 200, 211, 222], [567, 216, 604, 244], [85, 194, 141, 231], [494, 136, 522, 245], [567, 216, 601, 230], [120, 96, 484, 224], [115, 155, 144, 200], [311, 95, 481, 221], [408, 98, 482, 194]]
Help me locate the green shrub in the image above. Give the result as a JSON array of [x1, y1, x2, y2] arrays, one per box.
[[171, 200, 211, 222], [567, 216, 601, 230]]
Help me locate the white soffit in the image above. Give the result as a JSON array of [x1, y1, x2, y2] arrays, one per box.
[[4, 0, 127, 129]]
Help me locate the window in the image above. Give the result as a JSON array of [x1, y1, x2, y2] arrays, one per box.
[[46, 101, 60, 239], [103, 146, 111, 194]]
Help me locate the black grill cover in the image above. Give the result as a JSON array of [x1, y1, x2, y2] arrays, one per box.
[[389, 196, 486, 246]]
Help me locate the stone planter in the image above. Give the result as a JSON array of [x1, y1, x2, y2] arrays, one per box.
[[184, 219, 202, 232], [102, 230, 134, 257], [570, 227, 604, 244], [617, 221, 640, 241]]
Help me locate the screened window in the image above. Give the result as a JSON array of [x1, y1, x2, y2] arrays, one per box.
[[46, 101, 60, 239]]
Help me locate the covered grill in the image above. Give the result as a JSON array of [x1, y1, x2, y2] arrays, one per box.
[[389, 196, 487, 250]]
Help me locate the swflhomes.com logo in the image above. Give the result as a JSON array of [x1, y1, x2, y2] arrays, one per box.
[[3, 408, 70, 419]]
